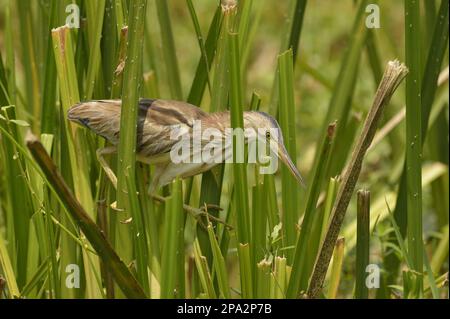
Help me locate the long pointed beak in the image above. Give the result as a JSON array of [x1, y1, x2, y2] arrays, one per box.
[[277, 143, 306, 188]]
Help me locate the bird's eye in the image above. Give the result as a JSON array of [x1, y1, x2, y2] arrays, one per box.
[[265, 131, 271, 139]]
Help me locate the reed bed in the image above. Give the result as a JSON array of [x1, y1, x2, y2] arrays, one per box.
[[0, 0, 448, 299]]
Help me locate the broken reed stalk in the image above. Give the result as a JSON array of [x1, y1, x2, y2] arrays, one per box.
[[307, 60, 408, 299], [25, 132, 147, 299]]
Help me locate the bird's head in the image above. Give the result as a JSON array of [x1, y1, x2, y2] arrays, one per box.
[[244, 111, 305, 187]]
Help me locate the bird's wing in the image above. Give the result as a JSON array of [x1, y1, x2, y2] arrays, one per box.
[[67, 99, 207, 159], [141, 99, 207, 127], [137, 99, 206, 158]]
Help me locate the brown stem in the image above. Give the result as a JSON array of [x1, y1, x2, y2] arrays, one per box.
[[26, 132, 147, 299], [307, 61, 408, 298]]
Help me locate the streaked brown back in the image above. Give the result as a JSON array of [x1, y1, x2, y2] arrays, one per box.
[[67, 98, 207, 157]]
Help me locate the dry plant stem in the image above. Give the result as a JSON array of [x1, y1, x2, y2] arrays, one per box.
[[25, 132, 147, 299], [307, 60, 408, 299]]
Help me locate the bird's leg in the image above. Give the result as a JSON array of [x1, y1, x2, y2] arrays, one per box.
[[183, 204, 230, 229], [193, 204, 230, 229], [147, 165, 226, 225], [97, 146, 118, 189], [147, 164, 167, 195], [200, 203, 222, 212], [96, 150, 230, 228]]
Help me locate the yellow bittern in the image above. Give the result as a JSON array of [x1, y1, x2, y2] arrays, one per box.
[[67, 99, 304, 192]]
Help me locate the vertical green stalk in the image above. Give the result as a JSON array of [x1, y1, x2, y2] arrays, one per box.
[[186, 0, 213, 97], [0, 110, 32, 290], [16, 0, 41, 130], [206, 222, 230, 298], [320, 177, 339, 242], [211, 3, 235, 113], [160, 179, 184, 298], [52, 27, 94, 214], [229, 28, 252, 297], [155, 0, 183, 99], [287, 0, 307, 63], [274, 256, 287, 298], [237, 0, 253, 52], [195, 4, 233, 268], [195, 4, 232, 267], [277, 49, 299, 261], [427, 107, 449, 228], [52, 26, 99, 298], [250, 178, 264, 292], [193, 239, 216, 298], [102, 0, 119, 97], [187, 4, 222, 105], [5, 2, 16, 105], [40, 0, 61, 134], [136, 166, 161, 282], [269, 0, 308, 115], [0, 229, 19, 298], [125, 174, 150, 295], [355, 189, 370, 299], [256, 259, 271, 298], [387, 0, 448, 289], [238, 243, 253, 298], [422, 0, 449, 230], [84, 0, 106, 100], [422, 0, 437, 65], [28, 134, 59, 297], [327, 238, 345, 299], [114, 0, 126, 35], [115, 0, 147, 265], [404, 0, 423, 296], [229, 31, 250, 243], [264, 174, 280, 236], [420, 0, 448, 136], [252, 183, 267, 283]]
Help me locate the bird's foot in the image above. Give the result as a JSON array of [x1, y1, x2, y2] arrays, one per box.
[[192, 204, 232, 230], [150, 194, 232, 230], [200, 203, 222, 212]]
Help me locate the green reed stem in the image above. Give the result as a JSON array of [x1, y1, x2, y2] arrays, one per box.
[[355, 189, 370, 299], [404, 0, 423, 296]]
